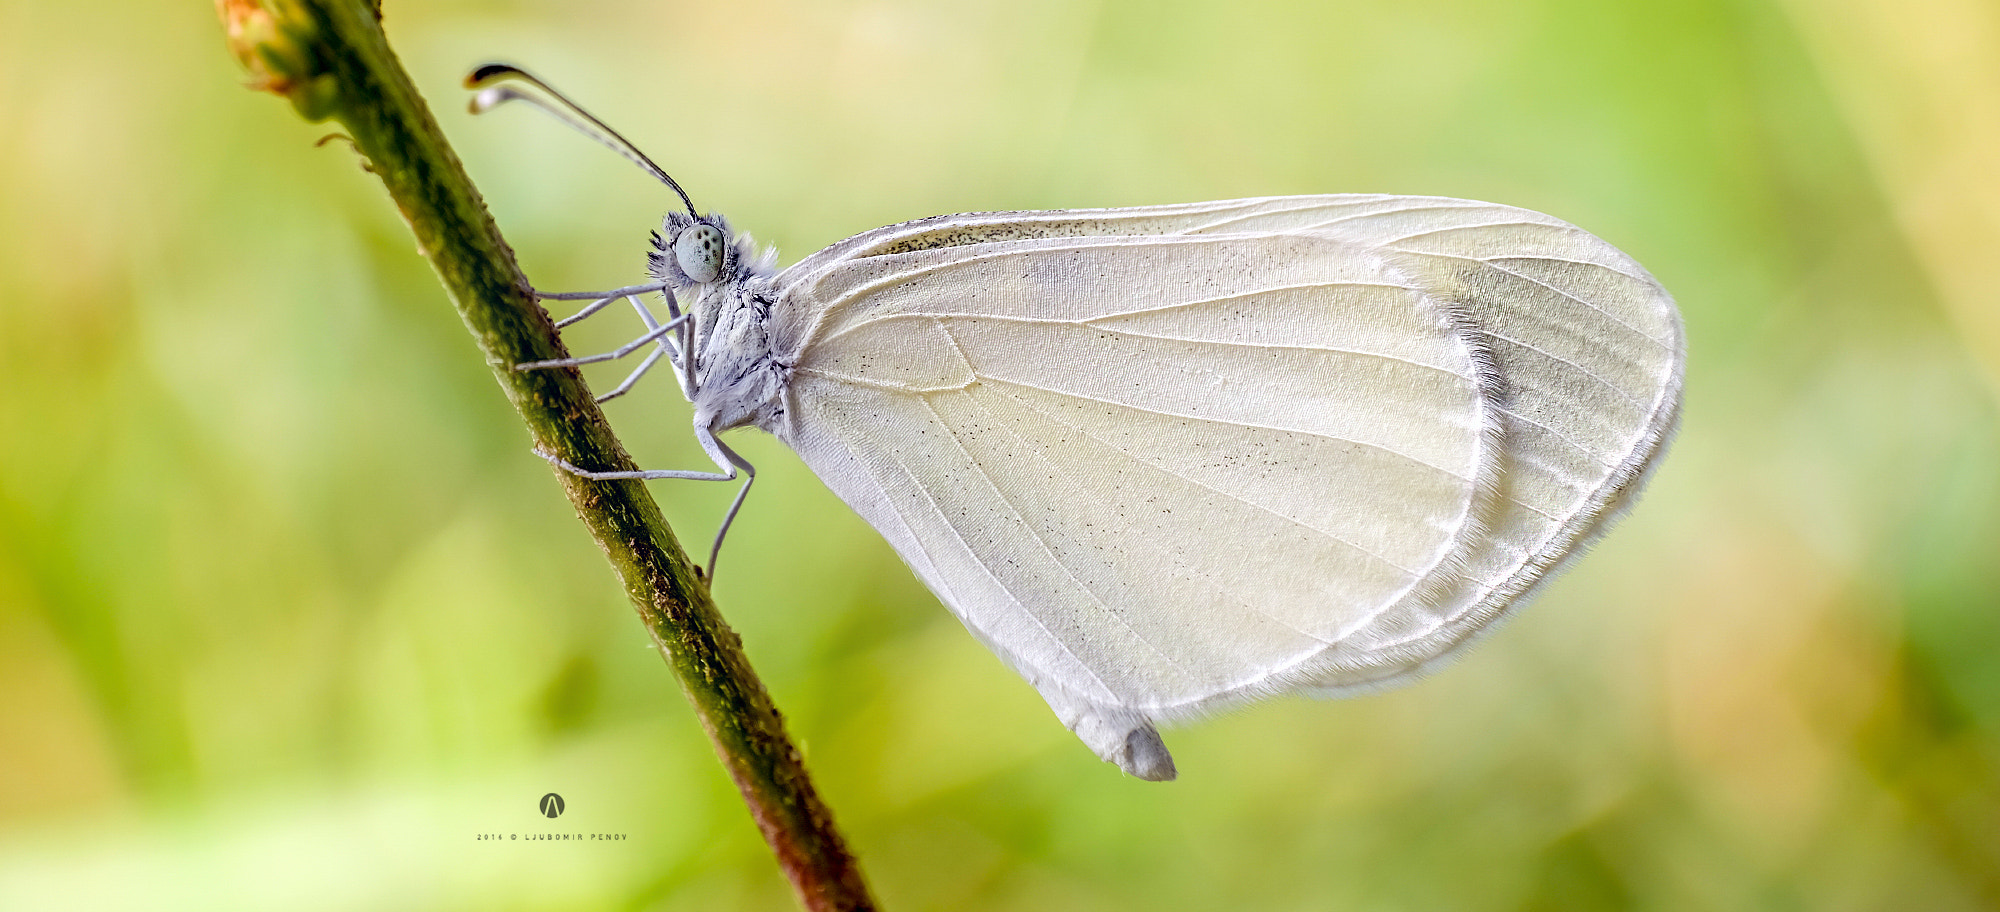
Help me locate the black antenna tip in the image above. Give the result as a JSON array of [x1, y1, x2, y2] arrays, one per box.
[[465, 63, 526, 89]]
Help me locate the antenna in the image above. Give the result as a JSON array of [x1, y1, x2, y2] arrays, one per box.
[[466, 64, 699, 218]]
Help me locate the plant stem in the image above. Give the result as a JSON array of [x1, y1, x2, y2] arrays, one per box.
[[216, 2, 878, 908]]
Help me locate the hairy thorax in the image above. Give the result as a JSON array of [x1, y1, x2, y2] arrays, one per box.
[[684, 278, 789, 435]]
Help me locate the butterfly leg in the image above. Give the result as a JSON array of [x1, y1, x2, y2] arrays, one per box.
[[529, 282, 673, 335], [588, 344, 670, 404], [515, 309, 687, 373], [522, 285, 689, 403], [533, 422, 754, 580], [534, 281, 671, 308], [582, 293, 693, 404], [704, 435, 756, 578], [544, 291, 623, 328]]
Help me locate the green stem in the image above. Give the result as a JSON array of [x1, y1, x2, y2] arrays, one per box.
[[216, 2, 877, 908]]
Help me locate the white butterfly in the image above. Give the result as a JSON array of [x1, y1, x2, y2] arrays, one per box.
[[471, 66, 1684, 781]]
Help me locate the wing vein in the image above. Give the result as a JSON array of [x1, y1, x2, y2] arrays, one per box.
[[1482, 252, 1657, 288], [822, 309, 1469, 379], [943, 386, 1351, 671], [1290, 202, 1499, 232], [987, 379, 1425, 579], [1480, 329, 1651, 411], [1175, 199, 1380, 232], [1475, 258, 1674, 348], [1076, 280, 1413, 321], [790, 384, 1123, 699], [962, 378, 1475, 483], [912, 393, 1196, 686], [820, 281, 1409, 337], [1496, 406, 1614, 474]]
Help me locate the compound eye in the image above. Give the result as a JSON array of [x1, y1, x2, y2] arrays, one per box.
[[674, 223, 726, 284]]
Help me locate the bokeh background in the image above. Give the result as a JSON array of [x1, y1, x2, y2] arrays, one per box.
[[4, 0, 1998, 909]]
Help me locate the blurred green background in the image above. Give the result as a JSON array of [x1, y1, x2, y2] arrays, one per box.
[[3, 0, 1998, 909]]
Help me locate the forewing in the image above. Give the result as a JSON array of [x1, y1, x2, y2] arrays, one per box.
[[776, 196, 1682, 697], [767, 218, 1497, 730]]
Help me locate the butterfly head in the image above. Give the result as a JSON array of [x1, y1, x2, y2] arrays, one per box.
[[648, 212, 776, 292]]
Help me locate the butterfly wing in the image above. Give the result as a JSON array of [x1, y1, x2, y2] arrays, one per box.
[[1257, 198, 1687, 695], [761, 196, 1680, 779]]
